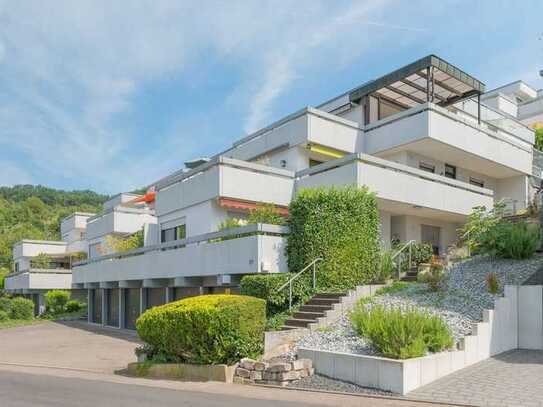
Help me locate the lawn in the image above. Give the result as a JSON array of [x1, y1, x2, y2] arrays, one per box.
[[0, 319, 43, 330]]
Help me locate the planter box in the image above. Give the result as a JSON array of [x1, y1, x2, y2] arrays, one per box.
[[127, 362, 237, 383]]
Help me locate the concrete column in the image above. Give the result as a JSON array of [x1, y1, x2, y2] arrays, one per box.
[[140, 288, 147, 314], [100, 289, 107, 326], [165, 287, 173, 303], [119, 288, 126, 329]]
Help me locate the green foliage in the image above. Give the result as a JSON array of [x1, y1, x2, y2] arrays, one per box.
[[247, 204, 286, 225], [10, 297, 34, 320], [136, 294, 266, 365], [375, 250, 394, 283], [32, 253, 52, 269], [535, 128, 543, 151], [0, 310, 9, 322], [0, 296, 12, 314], [0, 186, 106, 270], [418, 264, 445, 292], [495, 222, 539, 260], [217, 218, 246, 231], [0, 267, 8, 289], [105, 229, 144, 254], [350, 304, 453, 359], [287, 186, 380, 292], [374, 282, 411, 296], [240, 273, 311, 315], [65, 300, 83, 313], [45, 290, 70, 314], [486, 272, 499, 295], [459, 201, 508, 254]]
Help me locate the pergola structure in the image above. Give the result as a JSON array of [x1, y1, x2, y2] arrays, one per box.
[[349, 55, 486, 124]]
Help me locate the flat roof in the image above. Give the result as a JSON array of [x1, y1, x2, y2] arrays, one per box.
[[349, 54, 485, 108]]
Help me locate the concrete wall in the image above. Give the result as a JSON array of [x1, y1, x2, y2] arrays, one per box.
[[518, 285, 543, 349], [495, 175, 529, 212], [73, 234, 287, 284], [5, 270, 72, 291], [86, 209, 156, 242], [390, 215, 459, 253], [14, 241, 67, 260]]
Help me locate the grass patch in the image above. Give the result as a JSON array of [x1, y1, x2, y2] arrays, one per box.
[[0, 319, 43, 330], [374, 281, 412, 296], [39, 310, 86, 321]]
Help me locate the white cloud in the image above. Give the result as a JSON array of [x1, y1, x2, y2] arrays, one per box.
[[0, 0, 429, 193]]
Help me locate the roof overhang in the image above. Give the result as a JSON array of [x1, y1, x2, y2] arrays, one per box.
[[349, 55, 485, 108]]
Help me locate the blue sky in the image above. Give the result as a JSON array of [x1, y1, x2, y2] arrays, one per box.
[[0, 0, 542, 194]]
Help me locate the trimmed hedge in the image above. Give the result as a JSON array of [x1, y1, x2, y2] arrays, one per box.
[[287, 186, 380, 292], [45, 290, 70, 314], [240, 273, 311, 315], [10, 297, 34, 320], [0, 296, 11, 314], [136, 294, 265, 365]]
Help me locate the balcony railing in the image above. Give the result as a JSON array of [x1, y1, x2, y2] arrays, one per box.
[[74, 223, 289, 267]]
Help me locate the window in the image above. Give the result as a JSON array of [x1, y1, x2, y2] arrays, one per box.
[[444, 164, 456, 179], [419, 162, 435, 173], [469, 177, 485, 188], [14, 262, 19, 273], [161, 224, 186, 243], [378, 98, 405, 120]]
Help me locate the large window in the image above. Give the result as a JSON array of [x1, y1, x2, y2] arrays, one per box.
[[469, 177, 485, 188], [161, 224, 186, 243], [419, 162, 435, 173]]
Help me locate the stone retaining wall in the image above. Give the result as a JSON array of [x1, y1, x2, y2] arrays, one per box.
[[234, 358, 314, 386]]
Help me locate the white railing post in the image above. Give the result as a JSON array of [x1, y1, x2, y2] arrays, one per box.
[[289, 281, 293, 311], [312, 262, 316, 290]]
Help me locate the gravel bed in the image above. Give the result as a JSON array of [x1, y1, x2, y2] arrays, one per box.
[[296, 255, 543, 353], [287, 374, 396, 396]]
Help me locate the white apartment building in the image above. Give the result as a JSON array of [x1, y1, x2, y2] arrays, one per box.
[[69, 55, 539, 329], [4, 212, 94, 314]]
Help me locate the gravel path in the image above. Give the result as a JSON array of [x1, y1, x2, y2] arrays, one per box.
[[287, 374, 395, 396], [296, 255, 543, 354]]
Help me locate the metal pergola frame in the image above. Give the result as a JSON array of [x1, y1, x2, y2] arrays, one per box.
[[349, 55, 486, 125]]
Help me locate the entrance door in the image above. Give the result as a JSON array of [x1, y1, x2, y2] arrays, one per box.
[[125, 289, 140, 330], [421, 225, 441, 255], [107, 289, 119, 327]]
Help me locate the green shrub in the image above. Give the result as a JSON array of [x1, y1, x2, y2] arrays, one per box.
[[417, 264, 445, 292], [0, 310, 9, 322], [65, 300, 82, 313], [10, 297, 34, 320], [350, 304, 453, 359], [240, 273, 311, 315], [136, 294, 266, 365], [247, 204, 286, 225], [392, 242, 433, 273], [287, 186, 380, 292], [535, 128, 543, 151], [0, 296, 12, 314], [375, 250, 394, 283], [496, 222, 539, 260], [45, 290, 70, 314], [31, 253, 52, 269], [486, 272, 499, 295]]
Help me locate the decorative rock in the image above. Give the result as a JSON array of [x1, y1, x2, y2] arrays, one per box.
[[268, 362, 291, 373], [291, 359, 312, 370], [249, 371, 263, 381], [276, 370, 300, 381], [240, 358, 256, 370], [254, 361, 268, 371], [235, 367, 251, 378]]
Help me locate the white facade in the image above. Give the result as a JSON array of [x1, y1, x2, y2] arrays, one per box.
[[67, 55, 540, 328]]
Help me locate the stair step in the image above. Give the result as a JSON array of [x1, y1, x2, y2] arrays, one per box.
[[292, 311, 324, 320], [307, 298, 339, 306], [280, 326, 299, 331], [312, 293, 347, 299], [401, 275, 418, 282], [282, 318, 315, 328], [299, 304, 333, 313]]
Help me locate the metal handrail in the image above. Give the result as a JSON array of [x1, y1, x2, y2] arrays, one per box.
[[391, 240, 415, 280], [277, 257, 323, 310]]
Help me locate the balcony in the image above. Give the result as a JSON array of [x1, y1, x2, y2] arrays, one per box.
[[363, 102, 533, 178], [296, 154, 494, 221], [85, 207, 156, 241], [72, 224, 288, 285], [155, 157, 296, 217], [4, 269, 72, 292]]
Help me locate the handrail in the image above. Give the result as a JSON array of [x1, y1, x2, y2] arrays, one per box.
[[391, 240, 416, 280], [277, 257, 323, 310]]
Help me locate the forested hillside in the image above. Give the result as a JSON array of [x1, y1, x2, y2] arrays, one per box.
[[0, 185, 108, 284]]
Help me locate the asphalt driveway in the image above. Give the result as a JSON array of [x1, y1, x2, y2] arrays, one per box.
[[0, 320, 140, 373]]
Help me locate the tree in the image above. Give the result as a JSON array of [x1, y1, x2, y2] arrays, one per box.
[[535, 128, 543, 151]]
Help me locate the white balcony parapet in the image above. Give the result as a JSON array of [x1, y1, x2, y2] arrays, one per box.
[[74, 223, 289, 267], [297, 153, 494, 197]]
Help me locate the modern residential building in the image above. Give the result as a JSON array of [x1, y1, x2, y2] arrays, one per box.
[[4, 212, 94, 314], [70, 54, 539, 329]]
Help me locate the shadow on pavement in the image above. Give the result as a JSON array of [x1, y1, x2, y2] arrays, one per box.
[[53, 320, 142, 344]]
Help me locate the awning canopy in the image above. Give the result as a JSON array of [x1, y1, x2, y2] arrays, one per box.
[[349, 55, 485, 110], [218, 198, 289, 216]]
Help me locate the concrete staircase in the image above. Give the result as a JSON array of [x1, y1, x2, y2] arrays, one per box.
[[281, 293, 346, 330], [400, 266, 419, 282]]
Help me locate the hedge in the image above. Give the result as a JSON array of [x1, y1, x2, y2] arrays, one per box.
[[10, 297, 34, 320], [45, 290, 70, 314], [286, 186, 380, 292], [136, 294, 265, 365], [240, 273, 311, 315]]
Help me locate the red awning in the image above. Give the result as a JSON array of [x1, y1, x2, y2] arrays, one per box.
[[218, 198, 288, 216]]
